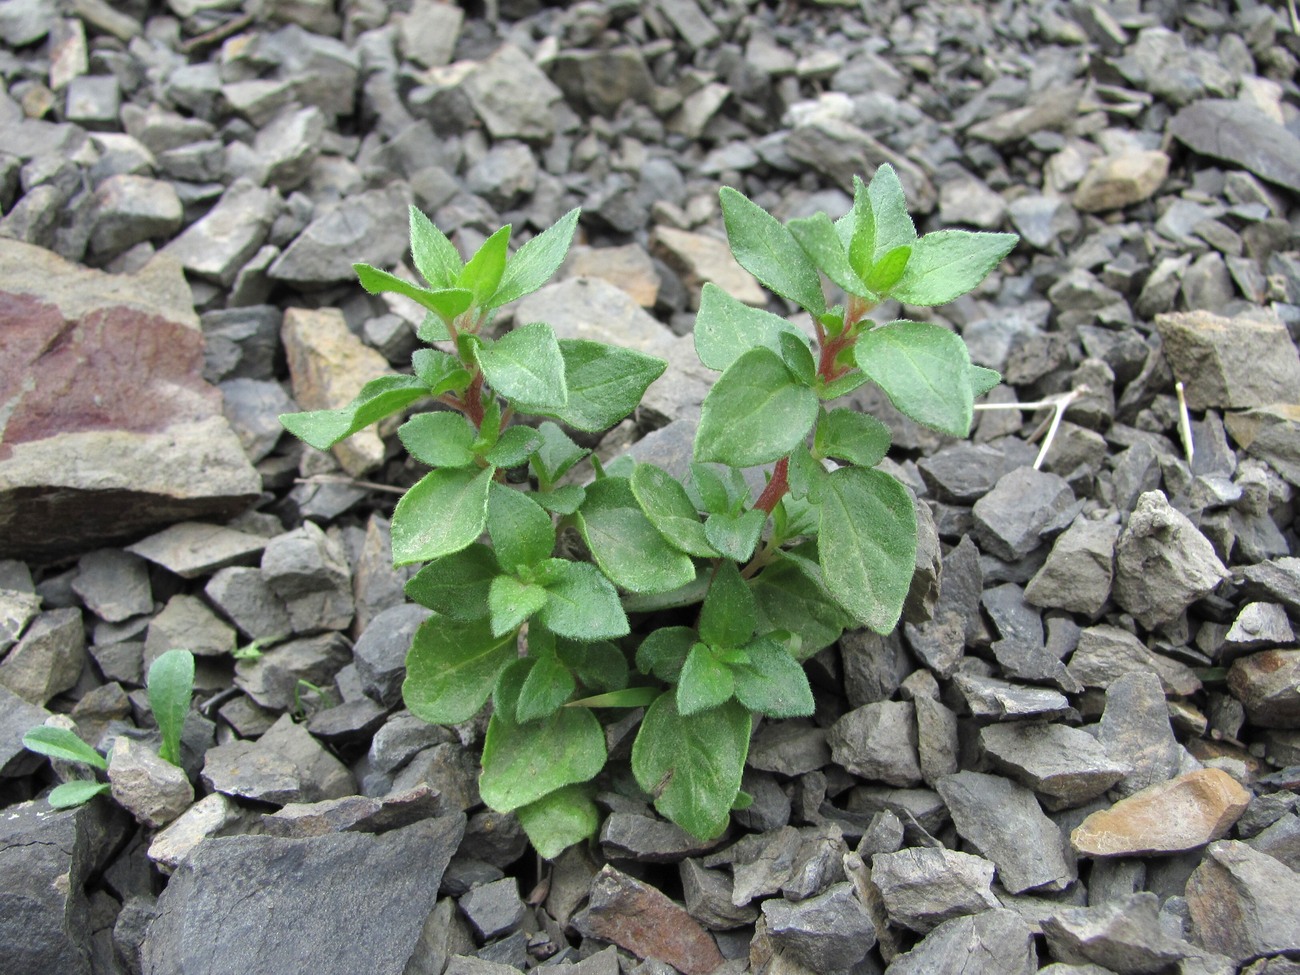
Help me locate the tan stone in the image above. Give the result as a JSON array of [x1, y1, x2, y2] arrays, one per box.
[[565, 244, 660, 307], [281, 307, 392, 477], [1070, 768, 1250, 857], [650, 226, 766, 308], [1073, 150, 1170, 212]]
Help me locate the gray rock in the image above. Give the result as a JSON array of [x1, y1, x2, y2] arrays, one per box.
[[64, 74, 119, 129], [1247, 812, 1300, 871], [201, 305, 282, 383], [549, 48, 654, 118], [952, 672, 1073, 721], [89, 175, 182, 257], [269, 184, 409, 286], [388, 742, 479, 814], [1225, 405, 1300, 488], [917, 441, 1038, 504], [982, 582, 1077, 689], [914, 693, 960, 785], [465, 141, 537, 209], [161, 178, 282, 287], [234, 632, 350, 712], [760, 881, 875, 971], [353, 604, 432, 707], [904, 534, 983, 678], [1223, 602, 1294, 655], [1099, 671, 1181, 798], [204, 566, 292, 644], [1024, 516, 1120, 617], [888, 908, 1038, 975], [936, 771, 1076, 894], [1043, 891, 1189, 973], [652, 0, 721, 50], [979, 722, 1127, 808], [0, 607, 85, 705], [1155, 310, 1300, 411], [147, 792, 243, 875], [219, 378, 294, 463], [747, 721, 829, 776], [141, 815, 464, 975], [705, 826, 801, 906], [462, 44, 563, 143], [870, 847, 999, 933], [842, 627, 911, 707], [1186, 840, 1300, 962], [0, 796, 130, 975], [459, 878, 526, 940], [0, 587, 40, 655], [1067, 624, 1200, 697], [1228, 650, 1300, 728], [679, 858, 758, 931], [972, 467, 1079, 562], [600, 812, 718, 863], [261, 522, 354, 635], [732, 769, 791, 833], [128, 521, 267, 580], [71, 548, 151, 623], [1169, 99, 1300, 196], [144, 594, 235, 664], [1112, 491, 1229, 630], [828, 701, 923, 787], [107, 736, 194, 829], [254, 105, 325, 192], [0, 684, 50, 776]]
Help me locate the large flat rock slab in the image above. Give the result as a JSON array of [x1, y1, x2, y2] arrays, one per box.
[[0, 240, 260, 562]]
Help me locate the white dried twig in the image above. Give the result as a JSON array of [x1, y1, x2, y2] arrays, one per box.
[[1175, 380, 1195, 468], [293, 475, 405, 496], [973, 386, 1088, 470]]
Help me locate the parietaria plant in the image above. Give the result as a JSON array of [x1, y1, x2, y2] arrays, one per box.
[[23, 649, 196, 808], [280, 165, 1018, 856]]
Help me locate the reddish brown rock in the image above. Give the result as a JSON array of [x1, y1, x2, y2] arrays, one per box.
[[1070, 768, 1250, 857], [0, 240, 260, 562], [572, 864, 725, 975], [1228, 649, 1300, 728]]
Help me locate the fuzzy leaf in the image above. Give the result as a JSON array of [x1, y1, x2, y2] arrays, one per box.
[[751, 556, 851, 659], [864, 244, 911, 295], [530, 422, 589, 486], [354, 263, 474, 321], [405, 544, 497, 620], [677, 643, 735, 715], [488, 575, 547, 636], [147, 649, 194, 767], [702, 509, 765, 563], [408, 206, 462, 289], [484, 426, 544, 468], [411, 349, 472, 397], [631, 463, 717, 558], [516, 649, 575, 723], [48, 781, 111, 808], [556, 638, 628, 692], [695, 348, 818, 468], [788, 211, 871, 298], [399, 412, 477, 468], [693, 283, 813, 374], [720, 187, 826, 315], [635, 626, 696, 682], [866, 163, 917, 262], [537, 560, 629, 641], [891, 230, 1017, 306], [731, 635, 815, 718], [576, 478, 695, 594], [23, 726, 107, 770], [391, 467, 493, 566], [516, 783, 599, 859], [280, 375, 429, 451], [458, 224, 511, 306], [698, 561, 757, 650], [568, 687, 660, 708], [403, 615, 516, 724], [487, 482, 555, 571], [476, 322, 568, 410], [856, 320, 976, 438], [490, 208, 581, 308], [533, 485, 586, 515], [815, 408, 891, 468]]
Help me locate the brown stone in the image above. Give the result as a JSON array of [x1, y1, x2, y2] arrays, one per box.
[[0, 240, 260, 562], [565, 243, 660, 308], [1073, 150, 1170, 212], [1228, 649, 1300, 728], [650, 226, 766, 308], [1070, 768, 1250, 857], [281, 307, 393, 477], [571, 865, 725, 975]]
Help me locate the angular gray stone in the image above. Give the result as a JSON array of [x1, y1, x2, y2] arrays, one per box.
[[1187, 840, 1300, 962], [1099, 671, 1181, 798], [1113, 491, 1229, 630], [917, 440, 1039, 504], [904, 534, 983, 678], [1024, 515, 1120, 617], [458, 878, 525, 940], [599, 812, 718, 863], [353, 604, 432, 707], [972, 467, 1078, 561], [268, 185, 409, 286], [1225, 405, 1300, 488], [89, 174, 182, 257], [144, 594, 235, 665], [0, 684, 51, 776], [260, 522, 354, 635], [147, 792, 243, 875], [127, 521, 267, 580], [219, 378, 294, 463], [204, 566, 292, 644], [888, 908, 1038, 975], [1067, 624, 1201, 697], [1155, 310, 1300, 411], [870, 847, 998, 933], [936, 771, 1075, 894], [980, 722, 1127, 808], [161, 179, 282, 287], [747, 721, 829, 776], [107, 736, 194, 829], [0, 607, 85, 705], [679, 858, 758, 931], [70, 548, 151, 624], [0, 587, 40, 655], [1169, 99, 1300, 196], [760, 881, 875, 971], [914, 693, 959, 785], [234, 632, 351, 712], [462, 44, 562, 143], [952, 672, 1073, 721], [141, 815, 465, 975], [828, 701, 923, 787], [254, 105, 324, 192], [1227, 650, 1300, 728], [1043, 891, 1189, 973]]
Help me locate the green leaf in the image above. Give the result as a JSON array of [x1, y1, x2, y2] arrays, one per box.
[[845, 174, 877, 276], [23, 726, 107, 770], [788, 211, 871, 298], [490, 207, 581, 308], [280, 375, 429, 451], [818, 466, 917, 633], [479, 700, 605, 814], [815, 408, 891, 467], [635, 626, 696, 681], [484, 426, 544, 468], [719, 186, 826, 315], [147, 649, 194, 767], [405, 544, 497, 620], [399, 412, 477, 468], [677, 643, 735, 715], [576, 478, 695, 594], [417, 311, 450, 344], [391, 466, 493, 566], [353, 263, 474, 321], [778, 331, 817, 387], [971, 365, 1002, 398], [856, 320, 976, 438], [536, 559, 629, 640], [488, 482, 555, 571], [786, 441, 827, 503], [458, 224, 511, 306], [631, 463, 717, 558], [751, 556, 851, 658], [818, 369, 871, 401], [403, 615, 516, 724], [568, 687, 659, 708], [533, 485, 586, 515], [408, 205, 462, 289], [866, 163, 917, 263], [516, 783, 599, 859], [556, 638, 628, 692], [515, 340, 667, 433], [687, 462, 733, 514], [530, 422, 589, 486], [731, 635, 815, 717], [517, 649, 575, 722], [411, 349, 472, 397], [890, 230, 1018, 306], [698, 561, 757, 649], [632, 695, 750, 840], [48, 780, 111, 808], [864, 244, 911, 295], [476, 322, 568, 410], [488, 575, 547, 636], [694, 348, 819, 468], [693, 283, 814, 374], [703, 509, 765, 563]]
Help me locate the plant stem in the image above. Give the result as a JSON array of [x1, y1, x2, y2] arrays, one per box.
[[463, 372, 486, 427], [753, 456, 789, 515]]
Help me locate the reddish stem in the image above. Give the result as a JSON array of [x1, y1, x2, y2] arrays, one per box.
[[753, 456, 790, 515], [463, 373, 486, 428]]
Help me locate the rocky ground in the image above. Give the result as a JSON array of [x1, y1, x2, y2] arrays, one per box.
[[3, 0, 1300, 972]]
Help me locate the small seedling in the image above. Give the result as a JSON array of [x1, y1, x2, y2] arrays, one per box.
[[24, 648, 196, 808], [280, 165, 1016, 856]]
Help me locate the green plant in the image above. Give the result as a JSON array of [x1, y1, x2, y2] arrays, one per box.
[[279, 165, 1016, 856], [23, 648, 196, 808]]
